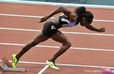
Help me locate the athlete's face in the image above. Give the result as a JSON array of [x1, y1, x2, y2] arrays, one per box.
[[80, 17, 89, 26]]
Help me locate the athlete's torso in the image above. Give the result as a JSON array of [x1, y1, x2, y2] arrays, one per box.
[[59, 14, 79, 27], [52, 14, 79, 29]]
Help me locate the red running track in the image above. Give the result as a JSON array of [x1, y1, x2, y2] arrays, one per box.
[[0, 2, 114, 74]]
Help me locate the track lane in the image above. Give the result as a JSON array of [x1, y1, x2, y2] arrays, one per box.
[[0, 2, 114, 20], [0, 44, 114, 68], [0, 30, 114, 49], [0, 16, 114, 34]]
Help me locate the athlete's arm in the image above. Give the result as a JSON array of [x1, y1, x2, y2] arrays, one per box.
[[47, 6, 72, 18], [85, 25, 105, 32], [39, 6, 72, 23]]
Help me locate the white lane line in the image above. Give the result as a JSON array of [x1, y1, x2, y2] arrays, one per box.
[[0, 13, 114, 22], [0, 42, 114, 52], [1, 0, 114, 9], [0, 27, 114, 37], [2, 60, 114, 68], [38, 65, 49, 74], [0, 13, 44, 18]]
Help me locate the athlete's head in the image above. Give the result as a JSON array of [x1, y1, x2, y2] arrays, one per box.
[[75, 6, 86, 18], [75, 7, 93, 26], [74, 6, 86, 24], [80, 11, 94, 26]]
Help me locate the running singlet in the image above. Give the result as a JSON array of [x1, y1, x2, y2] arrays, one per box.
[[59, 14, 79, 27]]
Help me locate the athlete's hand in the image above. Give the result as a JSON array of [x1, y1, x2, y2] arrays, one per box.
[[98, 28, 105, 32], [39, 16, 48, 23]]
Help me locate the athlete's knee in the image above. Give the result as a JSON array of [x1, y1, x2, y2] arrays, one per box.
[[63, 41, 71, 49], [66, 42, 71, 48]]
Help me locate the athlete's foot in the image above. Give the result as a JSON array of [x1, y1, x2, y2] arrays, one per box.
[[12, 54, 18, 68], [46, 60, 60, 70]]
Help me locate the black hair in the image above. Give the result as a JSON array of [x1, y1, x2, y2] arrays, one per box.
[[75, 6, 86, 24], [83, 11, 94, 23], [75, 7, 94, 23], [75, 6, 86, 16]]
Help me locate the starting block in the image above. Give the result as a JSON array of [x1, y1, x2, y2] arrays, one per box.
[[0, 57, 26, 73], [102, 68, 114, 74]]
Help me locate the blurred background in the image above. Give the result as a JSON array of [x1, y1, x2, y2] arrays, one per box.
[[4, 0, 114, 6]]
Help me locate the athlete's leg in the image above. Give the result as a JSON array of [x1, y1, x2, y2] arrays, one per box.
[[49, 31, 71, 62], [16, 31, 49, 61]]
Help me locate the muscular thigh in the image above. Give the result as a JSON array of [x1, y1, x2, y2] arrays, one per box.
[[51, 31, 71, 44], [31, 31, 49, 43]]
